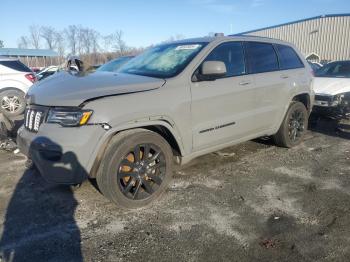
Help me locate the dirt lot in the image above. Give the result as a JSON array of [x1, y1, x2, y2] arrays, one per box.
[[0, 117, 349, 262]]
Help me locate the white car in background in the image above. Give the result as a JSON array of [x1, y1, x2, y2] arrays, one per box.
[[36, 66, 60, 81], [313, 60, 350, 117], [0, 58, 36, 117]]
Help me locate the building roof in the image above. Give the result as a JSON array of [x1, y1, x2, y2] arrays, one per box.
[[233, 13, 350, 35], [0, 48, 58, 57]]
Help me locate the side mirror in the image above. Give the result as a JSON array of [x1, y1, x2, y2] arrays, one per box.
[[200, 61, 227, 80]]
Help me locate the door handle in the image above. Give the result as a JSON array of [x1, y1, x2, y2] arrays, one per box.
[[280, 74, 289, 79], [239, 81, 251, 86]]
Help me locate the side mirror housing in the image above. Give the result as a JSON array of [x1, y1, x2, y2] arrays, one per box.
[[200, 61, 227, 80]]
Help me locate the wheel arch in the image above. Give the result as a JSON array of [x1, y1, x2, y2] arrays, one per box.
[[0, 87, 26, 95], [292, 93, 311, 113], [88, 121, 184, 178]]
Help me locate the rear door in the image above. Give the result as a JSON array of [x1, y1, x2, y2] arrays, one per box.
[[244, 41, 287, 132], [190, 41, 256, 150]]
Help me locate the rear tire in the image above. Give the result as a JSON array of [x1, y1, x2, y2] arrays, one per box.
[[97, 129, 173, 209], [0, 89, 26, 117], [273, 101, 308, 148]]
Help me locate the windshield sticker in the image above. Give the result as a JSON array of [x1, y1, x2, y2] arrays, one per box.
[[175, 44, 201, 50]]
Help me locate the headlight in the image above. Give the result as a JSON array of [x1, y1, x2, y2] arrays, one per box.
[[47, 108, 93, 127], [330, 94, 345, 106]]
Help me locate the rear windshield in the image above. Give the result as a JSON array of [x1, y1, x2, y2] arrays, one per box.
[[315, 61, 350, 78], [0, 60, 32, 72]]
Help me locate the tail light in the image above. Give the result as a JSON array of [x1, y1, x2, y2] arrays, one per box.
[[25, 73, 37, 83]]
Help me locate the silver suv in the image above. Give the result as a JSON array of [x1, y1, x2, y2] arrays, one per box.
[[17, 36, 314, 208]]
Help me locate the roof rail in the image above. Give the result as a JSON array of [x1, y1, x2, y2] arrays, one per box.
[[228, 34, 275, 40]]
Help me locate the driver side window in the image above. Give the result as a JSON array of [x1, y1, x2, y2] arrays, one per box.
[[203, 41, 246, 78]]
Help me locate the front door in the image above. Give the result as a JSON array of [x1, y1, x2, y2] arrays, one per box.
[[190, 41, 257, 151]]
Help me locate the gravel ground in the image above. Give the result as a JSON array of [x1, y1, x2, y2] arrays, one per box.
[[0, 117, 349, 262]]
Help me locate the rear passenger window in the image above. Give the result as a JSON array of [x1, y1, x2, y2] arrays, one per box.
[[244, 42, 279, 74], [0, 60, 31, 72], [204, 42, 245, 77], [275, 44, 304, 70]]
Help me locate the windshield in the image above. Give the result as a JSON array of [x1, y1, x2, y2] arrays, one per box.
[[315, 61, 350, 78], [119, 42, 207, 78], [97, 56, 133, 72]]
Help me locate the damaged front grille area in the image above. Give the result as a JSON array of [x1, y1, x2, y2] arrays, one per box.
[[315, 95, 333, 102], [24, 106, 48, 132]]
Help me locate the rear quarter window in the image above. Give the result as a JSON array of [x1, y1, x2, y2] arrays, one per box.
[[0, 60, 31, 72], [244, 42, 279, 74], [275, 44, 304, 70]]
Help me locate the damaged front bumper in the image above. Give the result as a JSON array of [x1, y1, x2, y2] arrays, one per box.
[[313, 93, 350, 117], [17, 123, 105, 184]]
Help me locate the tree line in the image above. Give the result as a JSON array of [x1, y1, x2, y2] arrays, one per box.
[[16, 25, 145, 65]]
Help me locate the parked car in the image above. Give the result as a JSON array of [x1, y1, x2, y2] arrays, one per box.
[[313, 60, 350, 117], [17, 35, 313, 208], [30, 67, 42, 73], [0, 58, 36, 117], [36, 66, 60, 81], [97, 56, 134, 72]]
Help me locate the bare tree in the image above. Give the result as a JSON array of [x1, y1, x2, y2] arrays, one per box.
[[88, 29, 100, 54], [41, 26, 56, 49], [104, 30, 127, 55], [103, 34, 114, 52], [17, 36, 29, 48], [29, 25, 41, 49], [0, 40, 4, 48], [114, 30, 127, 54], [65, 25, 79, 55], [54, 31, 66, 59]]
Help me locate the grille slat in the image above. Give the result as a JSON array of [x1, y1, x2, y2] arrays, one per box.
[[24, 107, 46, 132], [315, 95, 333, 102]]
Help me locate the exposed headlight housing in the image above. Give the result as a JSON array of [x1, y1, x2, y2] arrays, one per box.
[[330, 93, 345, 106], [47, 108, 93, 127]]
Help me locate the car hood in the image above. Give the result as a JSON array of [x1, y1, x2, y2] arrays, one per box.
[[27, 71, 165, 106], [313, 77, 350, 96]]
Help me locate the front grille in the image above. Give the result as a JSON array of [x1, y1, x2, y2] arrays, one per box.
[[315, 95, 333, 102], [24, 106, 48, 132]]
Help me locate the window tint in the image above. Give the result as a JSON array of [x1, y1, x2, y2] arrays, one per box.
[[275, 44, 304, 70], [204, 42, 245, 77], [0, 60, 31, 72], [244, 42, 279, 74]]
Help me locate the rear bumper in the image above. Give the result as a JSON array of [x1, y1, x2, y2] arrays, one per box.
[[17, 124, 104, 184]]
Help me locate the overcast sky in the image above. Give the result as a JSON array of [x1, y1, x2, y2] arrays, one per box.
[[1, 0, 349, 48]]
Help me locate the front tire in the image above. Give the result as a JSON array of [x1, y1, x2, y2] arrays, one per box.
[[273, 101, 308, 148], [97, 129, 173, 209], [0, 89, 26, 117]]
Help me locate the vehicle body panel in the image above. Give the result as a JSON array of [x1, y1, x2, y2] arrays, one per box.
[[27, 71, 165, 106], [313, 77, 350, 96]]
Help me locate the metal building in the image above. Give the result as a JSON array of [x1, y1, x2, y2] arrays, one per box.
[[235, 14, 350, 63], [0, 48, 58, 68]]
